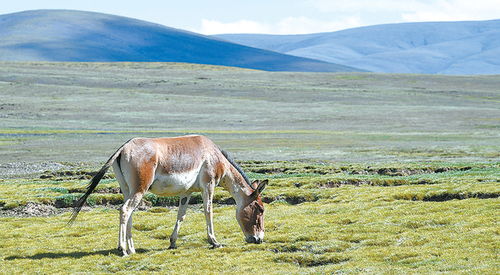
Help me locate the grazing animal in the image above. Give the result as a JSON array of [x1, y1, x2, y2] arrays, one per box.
[[70, 135, 267, 256]]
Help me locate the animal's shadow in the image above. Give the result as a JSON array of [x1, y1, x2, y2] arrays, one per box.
[[5, 248, 151, 260]]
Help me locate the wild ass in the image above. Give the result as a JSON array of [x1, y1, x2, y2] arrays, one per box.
[[70, 135, 267, 256]]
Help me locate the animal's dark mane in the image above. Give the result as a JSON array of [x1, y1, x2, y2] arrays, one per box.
[[220, 149, 254, 190]]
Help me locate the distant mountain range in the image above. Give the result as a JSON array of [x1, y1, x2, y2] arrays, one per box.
[[2, 10, 499, 75], [0, 10, 359, 72], [216, 20, 500, 75]]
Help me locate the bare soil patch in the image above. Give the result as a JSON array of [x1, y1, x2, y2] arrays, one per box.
[[0, 202, 66, 217]]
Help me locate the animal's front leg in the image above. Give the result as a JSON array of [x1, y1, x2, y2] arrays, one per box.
[[202, 182, 222, 248], [169, 195, 191, 249]]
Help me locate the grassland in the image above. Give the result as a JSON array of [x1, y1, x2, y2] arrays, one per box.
[[0, 161, 498, 274], [0, 62, 499, 274], [1, 62, 499, 172]]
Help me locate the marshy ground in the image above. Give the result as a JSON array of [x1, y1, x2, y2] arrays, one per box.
[[0, 62, 498, 273]]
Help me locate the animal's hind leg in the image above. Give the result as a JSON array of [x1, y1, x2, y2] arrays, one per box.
[[113, 161, 130, 251], [118, 191, 130, 251], [169, 194, 191, 249], [126, 214, 135, 254], [119, 192, 144, 256], [119, 157, 156, 256]]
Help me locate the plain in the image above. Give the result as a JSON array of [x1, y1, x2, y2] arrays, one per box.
[[0, 62, 498, 274]]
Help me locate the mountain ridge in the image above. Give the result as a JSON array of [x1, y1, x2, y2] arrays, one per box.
[[215, 20, 500, 75], [0, 9, 360, 72]]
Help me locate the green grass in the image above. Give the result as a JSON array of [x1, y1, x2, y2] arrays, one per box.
[[2, 162, 497, 207], [1, 62, 499, 170], [0, 190, 497, 273], [0, 62, 499, 273], [0, 161, 498, 273]]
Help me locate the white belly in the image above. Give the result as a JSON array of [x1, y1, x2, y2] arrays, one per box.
[[149, 168, 202, 196]]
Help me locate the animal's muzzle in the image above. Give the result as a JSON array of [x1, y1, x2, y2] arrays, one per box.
[[246, 236, 263, 244]]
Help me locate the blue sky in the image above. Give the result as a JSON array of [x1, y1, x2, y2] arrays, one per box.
[[2, 0, 500, 34]]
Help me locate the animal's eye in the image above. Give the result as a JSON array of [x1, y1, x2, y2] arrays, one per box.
[[256, 203, 264, 212]]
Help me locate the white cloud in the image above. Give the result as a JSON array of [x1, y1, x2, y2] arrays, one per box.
[[197, 0, 500, 35], [198, 16, 363, 35], [276, 16, 363, 34], [308, 0, 425, 13], [199, 19, 271, 35], [401, 0, 500, 22], [309, 0, 500, 22]]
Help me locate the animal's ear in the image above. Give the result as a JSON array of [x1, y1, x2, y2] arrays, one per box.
[[252, 179, 268, 196]]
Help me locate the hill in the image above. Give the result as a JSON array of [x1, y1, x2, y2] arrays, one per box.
[[0, 10, 360, 72], [216, 20, 500, 75]]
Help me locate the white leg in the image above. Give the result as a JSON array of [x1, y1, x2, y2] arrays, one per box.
[[126, 215, 135, 254], [119, 192, 144, 256], [202, 182, 221, 248], [119, 204, 128, 255], [169, 195, 191, 249], [118, 191, 130, 251], [113, 161, 130, 251]]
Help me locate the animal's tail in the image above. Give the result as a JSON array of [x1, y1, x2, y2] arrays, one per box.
[[68, 139, 131, 225]]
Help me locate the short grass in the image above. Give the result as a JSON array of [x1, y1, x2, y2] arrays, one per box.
[[0, 62, 499, 273], [1, 62, 499, 174], [0, 161, 498, 274], [1, 199, 497, 274]]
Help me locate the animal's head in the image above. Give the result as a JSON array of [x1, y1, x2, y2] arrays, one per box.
[[237, 179, 268, 244]]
